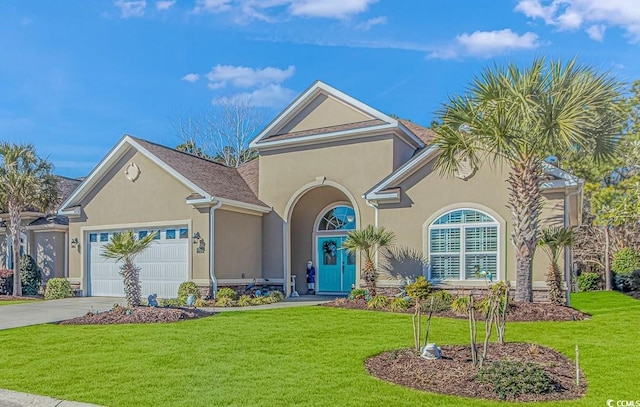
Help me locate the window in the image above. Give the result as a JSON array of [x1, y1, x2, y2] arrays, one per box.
[[318, 205, 356, 231], [166, 229, 176, 239], [429, 209, 499, 281], [99, 233, 109, 242], [138, 231, 148, 239], [89, 233, 97, 243], [152, 230, 160, 240], [179, 228, 188, 239]]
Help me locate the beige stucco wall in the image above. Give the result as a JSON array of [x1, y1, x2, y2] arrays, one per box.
[[67, 149, 211, 292], [214, 208, 262, 280], [33, 231, 66, 282], [280, 94, 373, 134], [377, 157, 567, 287]]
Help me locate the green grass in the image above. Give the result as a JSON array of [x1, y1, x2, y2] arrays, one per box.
[[0, 291, 637, 406], [0, 300, 39, 306]]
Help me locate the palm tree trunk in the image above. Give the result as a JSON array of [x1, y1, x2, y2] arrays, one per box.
[[121, 262, 142, 307], [508, 159, 542, 303], [8, 204, 22, 296]]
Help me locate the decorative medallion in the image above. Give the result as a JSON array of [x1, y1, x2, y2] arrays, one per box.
[[454, 156, 476, 181], [124, 163, 141, 182]]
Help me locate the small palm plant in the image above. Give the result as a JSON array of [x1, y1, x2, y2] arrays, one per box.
[[538, 227, 574, 306], [342, 225, 395, 296], [101, 230, 157, 308]]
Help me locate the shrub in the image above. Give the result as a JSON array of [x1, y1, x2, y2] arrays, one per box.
[[389, 297, 410, 312], [217, 287, 237, 300], [348, 288, 368, 300], [578, 272, 600, 292], [426, 290, 454, 312], [158, 298, 183, 307], [237, 295, 252, 307], [177, 281, 201, 304], [268, 290, 285, 302], [20, 255, 41, 296], [614, 270, 640, 292], [251, 296, 270, 305], [367, 295, 390, 309], [0, 269, 13, 295], [215, 296, 236, 307], [405, 276, 431, 302], [477, 361, 555, 400], [44, 278, 74, 299], [194, 298, 209, 307], [612, 247, 640, 276]]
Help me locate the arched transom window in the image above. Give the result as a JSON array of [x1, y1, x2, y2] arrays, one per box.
[[429, 209, 499, 280], [317, 205, 356, 231]]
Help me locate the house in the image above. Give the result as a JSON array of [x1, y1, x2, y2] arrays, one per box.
[[54, 81, 581, 301]]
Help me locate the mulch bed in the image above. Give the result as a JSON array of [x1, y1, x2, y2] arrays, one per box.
[[59, 306, 214, 325], [0, 295, 42, 301], [323, 298, 588, 321], [366, 343, 586, 402]]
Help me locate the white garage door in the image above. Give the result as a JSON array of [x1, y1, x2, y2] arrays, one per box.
[[88, 227, 189, 298]]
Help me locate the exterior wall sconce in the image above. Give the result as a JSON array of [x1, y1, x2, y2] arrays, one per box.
[[192, 232, 201, 244], [71, 237, 79, 248]]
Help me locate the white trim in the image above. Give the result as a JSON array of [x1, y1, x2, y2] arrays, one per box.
[[254, 124, 395, 149], [29, 225, 68, 233], [64, 231, 69, 278], [186, 196, 217, 206], [217, 278, 285, 285], [364, 145, 440, 201], [217, 198, 271, 214]]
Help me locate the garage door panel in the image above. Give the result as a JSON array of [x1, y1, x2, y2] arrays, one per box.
[[88, 227, 189, 298]]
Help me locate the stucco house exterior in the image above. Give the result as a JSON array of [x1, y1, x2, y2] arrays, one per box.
[[50, 80, 581, 301]]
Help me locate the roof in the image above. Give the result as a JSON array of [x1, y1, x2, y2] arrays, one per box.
[[29, 215, 69, 227], [237, 159, 259, 198], [398, 119, 436, 145], [54, 176, 83, 209], [261, 119, 387, 143], [130, 137, 268, 208]]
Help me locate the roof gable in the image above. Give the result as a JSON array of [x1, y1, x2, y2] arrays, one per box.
[[250, 80, 424, 149], [58, 135, 269, 214]]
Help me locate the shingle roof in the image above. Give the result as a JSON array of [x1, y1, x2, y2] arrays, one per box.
[[55, 176, 83, 209], [237, 159, 259, 198], [258, 119, 387, 143], [398, 119, 436, 145], [132, 137, 268, 208]]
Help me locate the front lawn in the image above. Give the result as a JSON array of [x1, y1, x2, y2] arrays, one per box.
[[0, 300, 40, 306], [0, 291, 637, 406]]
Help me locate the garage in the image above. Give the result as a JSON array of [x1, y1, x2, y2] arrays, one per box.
[[87, 227, 189, 298]]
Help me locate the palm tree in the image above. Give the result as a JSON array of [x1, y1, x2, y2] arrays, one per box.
[[0, 143, 57, 296], [101, 230, 157, 307], [433, 58, 622, 302], [342, 225, 395, 296], [538, 227, 575, 305]]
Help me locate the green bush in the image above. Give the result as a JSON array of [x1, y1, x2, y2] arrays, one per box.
[[251, 296, 270, 305], [612, 247, 640, 276], [578, 272, 600, 292], [614, 270, 640, 292], [194, 298, 209, 307], [0, 269, 13, 295], [20, 255, 41, 295], [348, 288, 368, 300], [405, 276, 431, 301], [237, 295, 252, 307], [389, 297, 410, 312], [158, 298, 183, 307], [215, 296, 236, 307], [177, 281, 201, 304], [425, 290, 454, 312], [44, 278, 74, 299], [367, 295, 390, 309], [477, 361, 555, 400], [268, 290, 285, 302], [217, 287, 237, 300]]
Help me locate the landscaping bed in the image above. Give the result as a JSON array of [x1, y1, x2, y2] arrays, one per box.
[[366, 343, 586, 402], [323, 298, 588, 321], [0, 295, 42, 301], [59, 305, 213, 325]]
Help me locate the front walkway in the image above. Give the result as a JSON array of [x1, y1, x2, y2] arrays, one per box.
[[0, 388, 101, 407]]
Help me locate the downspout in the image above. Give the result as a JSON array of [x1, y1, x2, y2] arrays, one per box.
[[209, 201, 222, 299], [366, 200, 379, 273], [64, 231, 69, 278], [564, 184, 583, 306]]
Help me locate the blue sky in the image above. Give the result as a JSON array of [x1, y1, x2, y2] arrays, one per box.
[[1, 0, 639, 178]]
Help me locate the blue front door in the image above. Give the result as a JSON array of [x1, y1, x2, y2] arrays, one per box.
[[317, 236, 356, 293]]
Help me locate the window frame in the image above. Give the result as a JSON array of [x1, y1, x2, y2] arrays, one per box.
[[428, 208, 500, 282]]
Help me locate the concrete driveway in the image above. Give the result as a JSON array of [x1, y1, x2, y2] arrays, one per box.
[[0, 297, 124, 330]]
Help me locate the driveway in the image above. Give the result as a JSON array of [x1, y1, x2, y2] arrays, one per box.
[[0, 297, 124, 330]]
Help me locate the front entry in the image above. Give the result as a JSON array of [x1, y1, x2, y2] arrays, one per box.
[[317, 236, 355, 293]]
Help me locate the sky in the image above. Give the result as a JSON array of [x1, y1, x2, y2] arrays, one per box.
[[1, 0, 640, 178]]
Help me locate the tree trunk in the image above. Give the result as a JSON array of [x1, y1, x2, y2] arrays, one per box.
[[9, 204, 22, 296], [121, 262, 142, 307], [508, 159, 543, 303], [604, 226, 611, 291]]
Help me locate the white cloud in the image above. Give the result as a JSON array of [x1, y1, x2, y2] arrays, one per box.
[[205, 64, 295, 89], [182, 73, 200, 83], [586, 24, 606, 41], [213, 84, 296, 108], [515, 0, 640, 42], [156, 0, 176, 10], [193, 0, 233, 14], [114, 0, 147, 18], [428, 29, 540, 59], [288, 0, 377, 19], [355, 16, 387, 30]]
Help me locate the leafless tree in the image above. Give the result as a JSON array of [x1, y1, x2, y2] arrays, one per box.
[[173, 96, 264, 167]]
